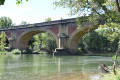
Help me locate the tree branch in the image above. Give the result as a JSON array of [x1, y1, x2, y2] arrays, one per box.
[[98, 2, 115, 22], [0, 0, 5, 5], [115, 0, 120, 12], [88, 2, 105, 20]]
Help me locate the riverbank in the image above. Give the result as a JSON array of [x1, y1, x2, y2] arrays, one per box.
[[81, 52, 116, 57]]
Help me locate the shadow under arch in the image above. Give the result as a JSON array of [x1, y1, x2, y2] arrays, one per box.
[[68, 25, 99, 52], [17, 29, 58, 50], [5, 37, 9, 47]]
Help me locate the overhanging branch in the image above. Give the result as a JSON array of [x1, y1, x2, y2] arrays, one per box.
[[115, 0, 120, 13]]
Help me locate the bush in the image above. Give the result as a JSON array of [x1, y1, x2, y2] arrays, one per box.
[[11, 49, 21, 54], [0, 51, 8, 55], [78, 47, 82, 52], [104, 69, 120, 80]]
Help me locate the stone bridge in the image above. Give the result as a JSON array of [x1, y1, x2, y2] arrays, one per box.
[[0, 18, 102, 54]]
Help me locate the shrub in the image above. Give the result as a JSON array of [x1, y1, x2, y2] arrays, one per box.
[[78, 47, 82, 52], [104, 69, 120, 80], [11, 49, 21, 54]]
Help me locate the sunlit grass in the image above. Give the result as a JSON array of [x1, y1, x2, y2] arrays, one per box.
[[104, 69, 120, 80]]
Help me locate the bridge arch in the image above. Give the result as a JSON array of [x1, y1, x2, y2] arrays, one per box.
[[16, 29, 58, 50], [68, 25, 98, 52]]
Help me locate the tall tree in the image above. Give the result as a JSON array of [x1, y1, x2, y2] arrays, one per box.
[[54, 0, 120, 75], [78, 30, 118, 53], [0, 17, 13, 28], [54, 0, 120, 28], [29, 17, 57, 52], [54, 0, 120, 48]]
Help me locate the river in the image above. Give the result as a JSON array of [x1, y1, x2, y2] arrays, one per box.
[[0, 54, 114, 80]]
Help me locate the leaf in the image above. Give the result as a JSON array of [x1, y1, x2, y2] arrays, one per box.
[[117, 57, 120, 60], [0, 0, 5, 5], [112, 55, 116, 60]]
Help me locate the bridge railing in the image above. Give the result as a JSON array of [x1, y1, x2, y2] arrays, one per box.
[[0, 18, 76, 31]]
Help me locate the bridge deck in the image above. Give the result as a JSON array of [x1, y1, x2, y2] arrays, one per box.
[[0, 18, 76, 31]]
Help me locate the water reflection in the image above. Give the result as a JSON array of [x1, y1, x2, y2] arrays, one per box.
[[58, 58, 61, 73], [0, 54, 113, 80]]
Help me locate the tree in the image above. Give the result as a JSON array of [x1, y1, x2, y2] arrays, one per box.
[[45, 17, 52, 22], [44, 17, 57, 51], [0, 0, 5, 5], [54, 0, 120, 75], [29, 17, 56, 52], [78, 30, 118, 53], [54, 0, 120, 35], [0, 0, 28, 5], [32, 34, 43, 50], [28, 37, 35, 50], [0, 17, 13, 28], [54, 1, 120, 52], [0, 31, 6, 51], [20, 21, 28, 25], [54, 0, 120, 53], [45, 33, 57, 51]]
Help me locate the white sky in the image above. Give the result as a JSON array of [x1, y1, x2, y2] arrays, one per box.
[[0, 0, 78, 25]]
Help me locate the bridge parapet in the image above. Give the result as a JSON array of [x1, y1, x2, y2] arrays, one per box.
[[0, 18, 76, 31]]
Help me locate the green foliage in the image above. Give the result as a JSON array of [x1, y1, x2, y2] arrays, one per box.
[[46, 33, 57, 51], [0, 17, 13, 28], [31, 33, 57, 52], [16, 0, 28, 5], [78, 29, 118, 52], [0, 0, 5, 5], [112, 55, 116, 60], [54, 0, 120, 20], [0, 51, 8, 54], [28, 37, 35, 50], [20, 21, 28, 25], [112, 55, 120, 60], [54, 0, 120, 48], [104, 69, 120, 80], [0, 31, 6, 51], [11, 49, 21, 54], [28, 17, 56, 53], [32, 34, 43, 50], [78, 47, 82, 52], [45, 17, 52, 22], [0, 0, 28, 5]]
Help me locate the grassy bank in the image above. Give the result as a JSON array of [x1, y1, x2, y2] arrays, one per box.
[[0, 51, 8, 55], [104, 69, 120, 80]]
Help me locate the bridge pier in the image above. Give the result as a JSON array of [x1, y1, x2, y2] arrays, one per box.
[[58, 33, 68, 49], [53, 48, 80, 55], [53, 33, 80, 55], [53, 33, 68, 55], [8, 37, 17, 50]]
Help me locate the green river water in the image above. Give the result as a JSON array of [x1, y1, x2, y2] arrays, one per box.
[[0, 54, 114, 80]]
